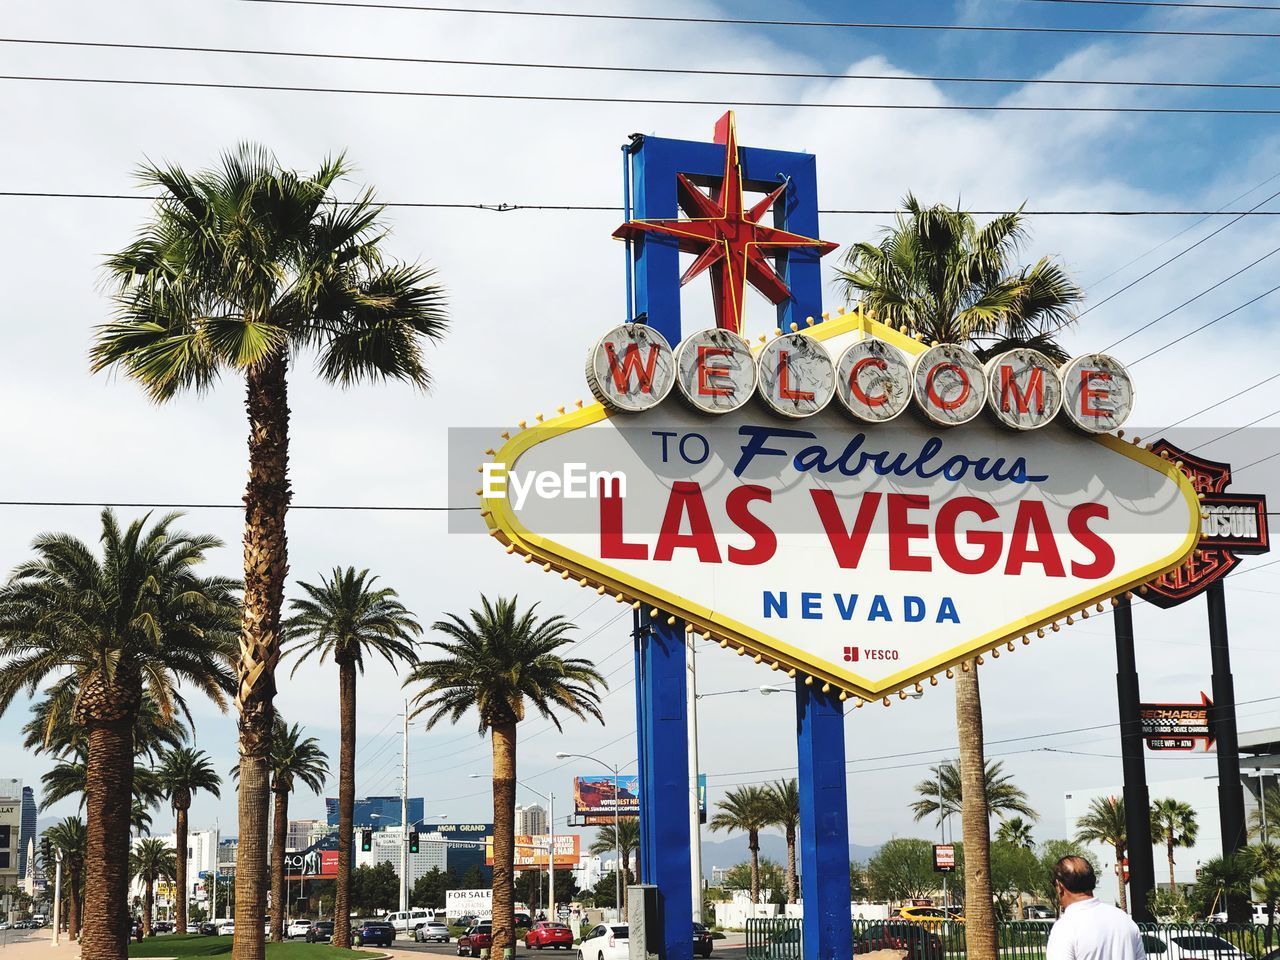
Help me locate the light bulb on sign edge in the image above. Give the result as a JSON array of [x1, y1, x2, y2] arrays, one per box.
[[946, 669, 954, 679]]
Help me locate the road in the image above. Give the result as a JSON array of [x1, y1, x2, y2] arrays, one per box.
[[394, 935, 747, 960]]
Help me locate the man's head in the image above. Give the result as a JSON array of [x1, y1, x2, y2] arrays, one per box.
[[1052, 856, 1096, 907]]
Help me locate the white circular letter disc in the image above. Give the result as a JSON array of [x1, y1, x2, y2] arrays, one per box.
[[756, 333, 836, 419], [674, 328, 757, 414], [835, 337, 913, 423], [585, 324, 676, 413], [984, 349, 1064, 431], [1059, 353, 1135, 433], [912, 344, 987, 426]]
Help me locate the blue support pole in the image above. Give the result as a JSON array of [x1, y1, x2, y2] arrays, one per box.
[[635, 615, 694, 960], [796, 685, 852, 960]]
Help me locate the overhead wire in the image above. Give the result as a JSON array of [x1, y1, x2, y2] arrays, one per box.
[[1127, 280, 1280, 363], [5, 190, 1278, 216], [1150, 370, 1280, 433], [8, 74, 1280, 114], [7, 36, 1280, 91], [237, 0, 1280, 38]]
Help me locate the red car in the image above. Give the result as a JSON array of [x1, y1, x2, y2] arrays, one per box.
[[458, 924, 493, 958], [525, 922, 574, 950]]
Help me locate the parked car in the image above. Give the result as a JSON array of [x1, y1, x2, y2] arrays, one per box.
[[526, 922, 574, 950], [286, 919, 313, 939], [187, 924, 201, 934], [898, 907, 963, 925], [1024, 905, 1054, 920], [153, 921, 174, 934], [416, 921, 451, 943], [354, 920, 397, 947], [199, 922, 219, 936], [578, 923, 630, 960], [215, 919, 236, 936], [693, 922, 714, 958], [853, 922, 944, 960], [1144, 934, 1251, 960], [306, 921, 335, 943], [459, 923, 494, 958], [515, 913, 533, 928], [387, 909, 435, 935]]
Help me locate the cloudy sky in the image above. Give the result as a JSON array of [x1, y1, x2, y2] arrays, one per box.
[[3, 0, 1280, 863]]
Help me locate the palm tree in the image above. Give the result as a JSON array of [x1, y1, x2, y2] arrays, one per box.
[[0, 510, 237, 960], [1251, 791, 1280, 841], [156, 747, 221, 935], [130, 838, 177, 936], [41, 749, 165, 819], [996, 817, 1035, 849], [94, 145, 447, 960], [1075, 796, 1129, 912], [284, 567, 419, 947], [588, 819, 643, 889], [44, 817, 86, 939], [842, 196, 1082, 960], [764, 779, 800, 904], [1151, 798, 1199, 892], [710, 786, 773, 908], [267, 719, 329, 942], [1197, 854, 1253, 919], [911, 761, 1038, 824], [1246, 843, 1280, 938], [24, 692, 187, 760], [405, 596, 606, 960]]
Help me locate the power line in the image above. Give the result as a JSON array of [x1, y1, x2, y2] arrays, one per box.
[[1237, 449, 1280, 472], [1152, 370, 1280, 433], [0, 499, 476, 511], [1187, 405, 1280, 450], [1077, 186, 1280, 319], [1128, 281, 1280, 363], [1102, 242, 1280, 351], [237, 0, 1280, 38], [1017, 0, 1280, 9], [9, 36, 1280, 91], [6, 190, 1280, 216], [8, 73, 1280, 114]]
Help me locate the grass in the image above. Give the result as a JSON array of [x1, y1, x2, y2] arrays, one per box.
[[127, 934, 379, 960]]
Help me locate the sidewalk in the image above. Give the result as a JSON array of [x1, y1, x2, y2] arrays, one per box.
[[0, 931, 80, 960]]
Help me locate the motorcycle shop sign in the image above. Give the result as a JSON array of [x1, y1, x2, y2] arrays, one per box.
[[480, 312, 1201, 701]]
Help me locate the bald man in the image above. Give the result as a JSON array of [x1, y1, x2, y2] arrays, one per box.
[[1046, 856, 1146, 960]]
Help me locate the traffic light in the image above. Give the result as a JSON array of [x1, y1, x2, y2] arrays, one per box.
[[361, 830, 372, 852], [409, 832, 420, 854], [40, 836, 52, 867]]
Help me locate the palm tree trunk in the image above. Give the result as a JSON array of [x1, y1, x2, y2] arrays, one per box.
[[621, 847, 631, 920], [81, 713, 135, 960], [749, 831, 761, 909], [175, 806, 189, 934], [955, 664, 996, 960], [491, 721, 517, 960], [334, 659, 357, 949], [785, 826, 798, 904], [143, 881, 154, 937], [1115, 843, 1128, 913], [68, 866, 81, 940], [271, 789, 289, 942], [1168, 835, 1176, 891], [233, 353, 290, 960]]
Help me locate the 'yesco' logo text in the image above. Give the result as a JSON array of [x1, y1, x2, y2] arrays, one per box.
[[482, 463, 626, 509]]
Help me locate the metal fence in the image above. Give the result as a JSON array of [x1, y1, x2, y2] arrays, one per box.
[[745, 918, 1280, 960]]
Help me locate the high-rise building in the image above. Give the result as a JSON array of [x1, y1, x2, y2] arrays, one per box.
[[0, 783, 23, 891], [326, 796, 424, 829], [353, 826, 448, 887], [287, 819, 330, 850], [17, 787, 36, 879], [514, 804, 548, 837]]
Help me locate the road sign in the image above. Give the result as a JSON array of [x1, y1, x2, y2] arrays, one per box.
[[1140, 693, 1215, 751], [557, 905, 571, 921], [482, 311, 1200, 700], [933, 844, 956, 873]]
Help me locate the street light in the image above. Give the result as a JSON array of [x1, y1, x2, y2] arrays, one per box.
[[696, 684, 787, 699], [470, 774, 557, 921], [556, 752, 624, 919]]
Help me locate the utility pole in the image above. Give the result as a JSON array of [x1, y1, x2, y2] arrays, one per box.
[[400, 699, 410, 914], [548, 791, 556, 923], [51, 850, 62, 947]]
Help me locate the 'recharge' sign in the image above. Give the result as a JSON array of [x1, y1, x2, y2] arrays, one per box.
[[484, 313, 1199, 700]]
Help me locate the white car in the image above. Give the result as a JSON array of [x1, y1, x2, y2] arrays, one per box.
[[416, 921, 451, 943], [1143, 933, 1251, 960], [578, 923, 629, 960], [386, 909, 435, 935], [215, 919, 236, 936], [287, 919, 313, 939]]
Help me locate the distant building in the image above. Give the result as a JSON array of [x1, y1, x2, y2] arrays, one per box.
[[0, 781, 23, 891], [326, 796, 424, 829], [288, 819, 330, 850], [217, 837, 238, 876], [572, 854, 604, 891], [18, 787, 35, 879], [354, 826, 447, 887], [515, 805, 548, 837]]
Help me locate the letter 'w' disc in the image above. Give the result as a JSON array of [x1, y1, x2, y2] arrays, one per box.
[[585, 324, 676, 413]]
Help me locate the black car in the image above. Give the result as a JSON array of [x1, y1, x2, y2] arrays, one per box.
[[693, 922, 714, 958], [306, 921, 335, 943], [354, 921, 397, 947], [199, 922, 219, 936], [853, 923, 943, 960]]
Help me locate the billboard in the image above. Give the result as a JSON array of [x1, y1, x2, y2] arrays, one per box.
[[1140, 694, 1215, 751], [486, 834, 580, 869], [480, 312, 1199, 701], [573, 775, 706, 824], [284, 833, 340, 879], [446, 888, 492, 919]]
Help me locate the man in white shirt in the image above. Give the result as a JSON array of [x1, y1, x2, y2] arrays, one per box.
[[1046, 856, 1146, 960]]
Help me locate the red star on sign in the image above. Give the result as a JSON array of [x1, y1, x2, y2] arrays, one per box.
[[613, 111, 838, 335]]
